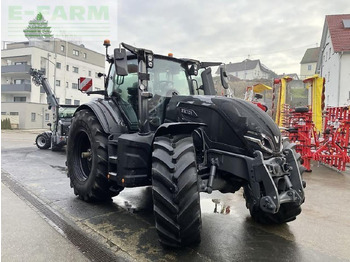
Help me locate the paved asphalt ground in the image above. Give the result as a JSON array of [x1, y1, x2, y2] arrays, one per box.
[[1, 129, 350, 262]]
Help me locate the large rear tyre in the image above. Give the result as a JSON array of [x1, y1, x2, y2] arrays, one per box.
[[36, 133, 51, 149], [152, 135, 201, 247], [67, 109, 120, 202], [244, 141, 305, 224]]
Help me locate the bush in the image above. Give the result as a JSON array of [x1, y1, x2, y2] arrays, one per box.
[[1, 118, 12, 130]]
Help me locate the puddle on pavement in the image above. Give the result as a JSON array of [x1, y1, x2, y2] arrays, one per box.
[[50, 165, 67, 173], [200, 198, 240, 216], [112, 187, 153, 214]]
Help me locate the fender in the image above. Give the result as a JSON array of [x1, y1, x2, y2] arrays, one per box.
[[154, 122, 206, 138], [75, 98, 128, 135], [43, 131, 52, 137]]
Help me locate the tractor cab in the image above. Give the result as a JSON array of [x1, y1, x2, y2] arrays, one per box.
[[101, 42, 227, 133], [106, 54, 193, 131]]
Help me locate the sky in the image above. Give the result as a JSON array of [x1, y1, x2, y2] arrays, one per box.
[[2, 0, 350, 75]]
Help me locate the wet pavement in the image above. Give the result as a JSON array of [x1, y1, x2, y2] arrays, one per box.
[[1, 130, 350, 261]]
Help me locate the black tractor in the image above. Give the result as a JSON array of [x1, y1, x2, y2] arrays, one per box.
[[67, 42, 305, 247]]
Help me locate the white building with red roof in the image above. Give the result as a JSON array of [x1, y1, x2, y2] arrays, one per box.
[[316, 14, 350, 106]]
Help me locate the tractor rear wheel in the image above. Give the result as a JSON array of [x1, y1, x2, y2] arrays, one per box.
[[67, 109, 121, 201], [152, 134, 201, 247]]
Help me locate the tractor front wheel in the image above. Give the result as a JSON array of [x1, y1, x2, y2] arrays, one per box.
[[152, 134, 201, 247], [35, 133, 51, 149]]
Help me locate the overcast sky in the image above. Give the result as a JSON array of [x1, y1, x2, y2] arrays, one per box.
[[2, 0, 350, 75]]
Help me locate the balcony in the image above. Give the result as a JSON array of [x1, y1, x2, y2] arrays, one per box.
[[1, 64, 31, 74], [1, 84, 31, 93]]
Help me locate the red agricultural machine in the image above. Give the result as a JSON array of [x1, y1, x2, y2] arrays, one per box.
[[273, 74, 350, 172]]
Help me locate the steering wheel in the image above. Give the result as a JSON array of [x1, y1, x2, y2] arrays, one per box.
[[157, 81, 175, 96]]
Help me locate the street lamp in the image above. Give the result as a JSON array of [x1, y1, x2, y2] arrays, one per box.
[[43, 53, 57, 95]]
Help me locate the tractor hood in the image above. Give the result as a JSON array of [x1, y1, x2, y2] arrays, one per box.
[[165, 95, 282, 156]]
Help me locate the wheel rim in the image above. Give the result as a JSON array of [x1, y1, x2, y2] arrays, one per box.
[[75, 131, 92, 182], [37, 136, 47, 147]]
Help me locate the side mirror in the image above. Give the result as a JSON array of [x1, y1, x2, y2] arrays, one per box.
[[220, 65, 229, 89], [114, 48, 128, 76], [201, 68, 216, 95], [97, 72, 105, 78], [47, 123, 52, 127]]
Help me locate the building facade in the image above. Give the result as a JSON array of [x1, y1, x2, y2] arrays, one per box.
[[1, 39, 105, 129], [316, 14, 350, 107], [222, 59, 277, 80], [300, 47, 320, 80]]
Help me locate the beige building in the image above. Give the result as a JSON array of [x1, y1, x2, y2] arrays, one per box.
[[1, 39, 105, 129], [300, 47, 320, 80]]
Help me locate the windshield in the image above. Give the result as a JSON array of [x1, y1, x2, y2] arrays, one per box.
[[107, 57, 191, 98], [58, 107, 77, 118], [106, 57, 192, 129]]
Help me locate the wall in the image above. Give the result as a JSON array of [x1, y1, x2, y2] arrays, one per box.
[[339, 53, 350, 106], [232, 65, 270, 80], [320, 29, 340, 107], [300, 62, 317, 80], [2, 102, 53, 129]]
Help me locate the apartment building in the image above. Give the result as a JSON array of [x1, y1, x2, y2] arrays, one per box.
[[316, 14, 350, 107], [1, 39, 105, 129]]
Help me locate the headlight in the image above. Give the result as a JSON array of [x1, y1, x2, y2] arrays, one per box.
[[244, 132, 282, 154]]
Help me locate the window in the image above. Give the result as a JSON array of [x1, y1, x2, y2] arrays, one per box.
[[65, 99, 72, 105], [73, 66, 79, 73], [56, 80, 61, 86], [308, 65, 312, 71], [66, 65, 69, 71], [72, 83, 78, 89], [45, 113, 50, 121], [73, 49, 79, 56], [61, 45, 65, 52], [14, 97, 26, 102], [10, 112, 19, 115], [66, 82, 69, 88], [56, 62, 61, 69], [88, 71, 92, 77], [83, 53, 87, 59], [329, 47, 331, 59], [31, 113, 36, 122], [74, 100, 80, 105], [1, 112, 6, 115], [327, 71, 330, 82], [325, 51, 328, 61], [14, 79, 24, 84], [56, 98, 60, 104]]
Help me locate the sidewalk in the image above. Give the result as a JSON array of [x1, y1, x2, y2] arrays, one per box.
[[1, 183, 89, 262]]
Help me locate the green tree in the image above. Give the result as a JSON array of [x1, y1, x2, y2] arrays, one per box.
[[23, 12, 53, 40]]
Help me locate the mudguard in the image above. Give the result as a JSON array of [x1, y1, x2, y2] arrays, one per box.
[[154, 122, 206, 138], [75, 98, 129, 135]]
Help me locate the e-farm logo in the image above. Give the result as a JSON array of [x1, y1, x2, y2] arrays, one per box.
[[6, 5, 114, 40], [9, 6, 109, 21]]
